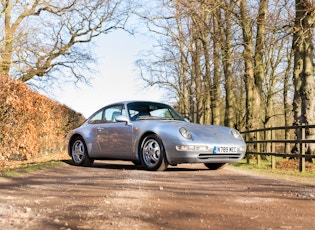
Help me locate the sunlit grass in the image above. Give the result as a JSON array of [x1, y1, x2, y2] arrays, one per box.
[[0, 161, 65, 178], [229, 158, 315, 185]]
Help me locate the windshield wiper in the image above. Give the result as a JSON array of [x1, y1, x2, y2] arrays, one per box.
[[159, 117, 175, 120], [136, 116, 175, 120], [136, 116, 155, 120]]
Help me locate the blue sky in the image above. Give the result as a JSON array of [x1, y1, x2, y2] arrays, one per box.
[[49, 29, 164, 118]]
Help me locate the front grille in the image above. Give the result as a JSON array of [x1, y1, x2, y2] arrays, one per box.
[[198, 153, 241, 160]]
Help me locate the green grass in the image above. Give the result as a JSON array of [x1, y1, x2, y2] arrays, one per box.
[[229, 158, 315, 186], [0, 161, 65, 178]]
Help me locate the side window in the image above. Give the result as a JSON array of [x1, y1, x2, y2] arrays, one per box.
[[129, 109, 139, 119], [88, 110, 104, 124], [104, 104, 125, 122]]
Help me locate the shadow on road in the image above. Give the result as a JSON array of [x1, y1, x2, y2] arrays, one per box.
[[62, 159, 210, 172]]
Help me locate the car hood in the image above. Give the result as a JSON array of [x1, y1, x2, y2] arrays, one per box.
[[185, 123, 230, 136], [135, 120, 239, 141], [182, 122, 237, 140]]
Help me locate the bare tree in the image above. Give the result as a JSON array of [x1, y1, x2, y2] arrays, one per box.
[[137, 0, 223, 124], [210, 6, 222, 125], [292, 0, 315, 153], [135, 0, 196, 120], [0, 0, 132, 83], [220, 0, 236, 128], [238, 0, 259, 132], [136, 0, 313, 141]]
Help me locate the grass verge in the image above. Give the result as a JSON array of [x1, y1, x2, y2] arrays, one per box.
[[229, 158, 315, 186], [0, 161, 66, 178]]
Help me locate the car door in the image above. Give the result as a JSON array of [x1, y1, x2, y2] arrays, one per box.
[[94, 104, 133, 159]]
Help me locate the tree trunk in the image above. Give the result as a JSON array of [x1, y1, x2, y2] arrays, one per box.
[[1, 0, 14, 75], [239, 0, 260, 131], [292, 0, 315, 157], [254, 0, 268, 95], [211, 9, 221, 125], [193, 38, 203, 124], [221, 0, 236, 128], [284, 49, 294, 154], [176, 10, 190, 119], [198, 2, 211, 125], [201, 36, 212, 125]]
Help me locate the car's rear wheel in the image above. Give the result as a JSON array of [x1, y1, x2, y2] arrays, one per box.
[[140, 134, 168, 171], [204, 163, 226, 170], [71, 137, 94, 167]]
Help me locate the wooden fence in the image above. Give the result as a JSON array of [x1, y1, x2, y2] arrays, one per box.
[[241, 125, 315, 172]]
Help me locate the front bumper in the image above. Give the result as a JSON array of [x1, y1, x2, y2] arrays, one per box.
[[164, 141, 246, 165]]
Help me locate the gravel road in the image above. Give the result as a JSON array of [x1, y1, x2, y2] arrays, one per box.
[[0, 161, 314, 230]]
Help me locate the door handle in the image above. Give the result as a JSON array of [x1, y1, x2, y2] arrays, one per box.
[[97, 127, 104, 132]]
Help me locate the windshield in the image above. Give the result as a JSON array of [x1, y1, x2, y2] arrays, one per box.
[[127, 102, 185, 121]]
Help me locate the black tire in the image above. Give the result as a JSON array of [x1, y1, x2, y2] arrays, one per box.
[[140, 134, 168, 171], [204, 163, 227, 170], [70, 137, 94, 167]]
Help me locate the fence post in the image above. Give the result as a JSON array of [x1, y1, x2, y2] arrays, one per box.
[[271, 129, 276, 169], [256, 131, 261, 166], [246, 132, 250, 165], [299, 125, 305, 172], [284, 126, 290, 158], [266, 129, 270, 158]]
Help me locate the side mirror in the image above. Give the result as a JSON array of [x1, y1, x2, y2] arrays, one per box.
[[115, 115, 131, 125]]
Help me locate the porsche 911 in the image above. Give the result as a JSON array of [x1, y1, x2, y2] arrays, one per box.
[[67, 101, 246, 171]]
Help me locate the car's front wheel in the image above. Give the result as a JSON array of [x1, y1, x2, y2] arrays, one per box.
[[140, 134, 168, 171], [70, 137, 94, 167], [204, 163, 226, 170]]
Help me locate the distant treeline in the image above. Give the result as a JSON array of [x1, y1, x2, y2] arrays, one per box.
[[0, 74, 85, 168]]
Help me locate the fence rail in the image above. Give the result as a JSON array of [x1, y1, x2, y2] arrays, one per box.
[[241, 124, 315, 172]]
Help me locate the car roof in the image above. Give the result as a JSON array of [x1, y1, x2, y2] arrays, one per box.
[[89, 100, 171, 115], [108, 100, 170, 106]]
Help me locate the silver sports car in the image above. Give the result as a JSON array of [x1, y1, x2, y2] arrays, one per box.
[[67, 101, 246, 171]]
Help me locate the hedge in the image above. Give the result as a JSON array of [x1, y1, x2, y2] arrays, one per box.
[[0, 74, 85, 169]]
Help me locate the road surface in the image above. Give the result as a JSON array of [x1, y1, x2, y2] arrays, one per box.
[[0, 161, 314, 229]]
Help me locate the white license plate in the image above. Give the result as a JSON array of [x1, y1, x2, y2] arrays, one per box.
[[214, 146, 237, 154]]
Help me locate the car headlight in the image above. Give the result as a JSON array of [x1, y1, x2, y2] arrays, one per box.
[[179, 127, 192, 139], [231, 128, 243, 141]]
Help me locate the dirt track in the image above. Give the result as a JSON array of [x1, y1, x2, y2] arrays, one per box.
[[0, 161, 315, 230]]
